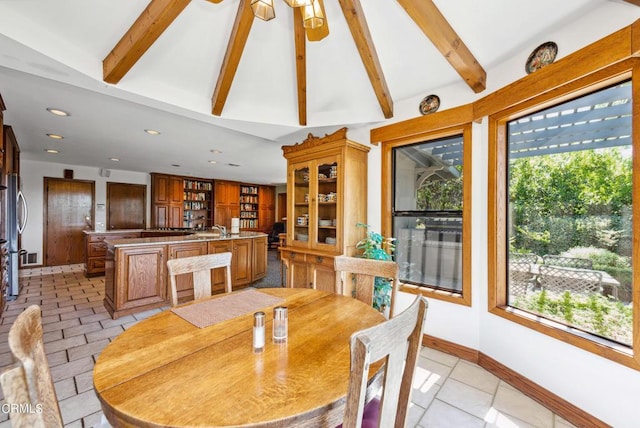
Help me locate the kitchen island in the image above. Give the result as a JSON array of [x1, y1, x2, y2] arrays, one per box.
[[102, 231, 268, 318]]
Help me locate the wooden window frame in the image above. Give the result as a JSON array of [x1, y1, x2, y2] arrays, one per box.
[[381, 118, 473, 306], [488, 61, 640, 370]]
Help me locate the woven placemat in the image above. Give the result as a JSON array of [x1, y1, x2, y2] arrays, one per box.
[[171, 289, 284, 328]]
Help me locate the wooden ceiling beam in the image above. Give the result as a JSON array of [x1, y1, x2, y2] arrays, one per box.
[[622, 0, 640, 6], [211, 0, 255, 116], [294, 10, 307, 126], [396, 0, 486, 93], [103, 0, 191, 84], [338, 0, 394, 119]]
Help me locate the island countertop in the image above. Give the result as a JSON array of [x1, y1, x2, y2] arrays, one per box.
[[104, 231, 268, 247]]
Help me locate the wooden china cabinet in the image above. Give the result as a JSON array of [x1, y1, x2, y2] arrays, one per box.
[[280, 128, 369, 293]]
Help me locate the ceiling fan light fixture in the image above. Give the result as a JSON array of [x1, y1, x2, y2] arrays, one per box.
[[283, 0, 312, 7], [302, 0, 324, 29], [251, 0, 276, 21]]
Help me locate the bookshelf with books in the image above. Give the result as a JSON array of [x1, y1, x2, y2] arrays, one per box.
[[239, 185, 259, 230], [183, 179, 213, 229]]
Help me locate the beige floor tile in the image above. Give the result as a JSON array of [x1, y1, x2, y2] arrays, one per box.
[[50, 357, 94, 383], [67, 338, 110, 361], [449, 359, 500, 395], [415, 355, 454, 386], [492, 383, 554, 428], [436, 378, 494, 420], [58, 389, 103, 425], [420, 346, 460, 367], [419, 399, 485, 428]]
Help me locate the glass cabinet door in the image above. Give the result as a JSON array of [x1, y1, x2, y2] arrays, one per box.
[[292, 165, 310, 245], [314, 157, 338, 248]]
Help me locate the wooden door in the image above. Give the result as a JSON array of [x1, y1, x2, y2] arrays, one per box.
[[277, 192, 286, 222], [44, 178, 94, 266], [107, 182, 146, 230]]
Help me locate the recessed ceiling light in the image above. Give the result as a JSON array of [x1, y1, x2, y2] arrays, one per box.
[[228, 163, 240, 167], [144, 129, 161, 136], [46, 108, 70, 117], [46, 133, 64, 140], [110, 158, 120, 162], [171, 164, 181, 167], [210, 149, 222, 154], [208, 160, 217, 164], [45, 149, 59, 154]]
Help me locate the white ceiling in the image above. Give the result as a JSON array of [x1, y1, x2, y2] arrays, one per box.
[[0, 0, 635, 184]]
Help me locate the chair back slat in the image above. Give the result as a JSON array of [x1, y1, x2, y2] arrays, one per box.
[[342, 296, 427, 428], [334, 256, 399, 318], [167, 252, 233, 306], [0, 305, 63, 428]]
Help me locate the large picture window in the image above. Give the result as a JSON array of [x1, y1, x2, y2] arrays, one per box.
[[506, 81, 632, 346], [488, 65, 639, 368]]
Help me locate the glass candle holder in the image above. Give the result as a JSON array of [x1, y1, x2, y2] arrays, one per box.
[[253, 311, 265, 352], [273, 306, 288, 343]]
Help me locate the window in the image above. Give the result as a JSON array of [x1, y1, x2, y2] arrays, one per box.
[[382, 124, 472, 305], [489, 68, 639, 369], [507, 81, 632, 346]]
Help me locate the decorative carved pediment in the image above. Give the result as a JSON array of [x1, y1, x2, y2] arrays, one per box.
[[281, 127, 348, 155]]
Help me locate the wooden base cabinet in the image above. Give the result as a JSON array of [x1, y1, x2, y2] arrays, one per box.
[[252, 236, 267, 281], [84, 231, 142, 277], [104, 245, 167, 319], [280, 248, 335, 293]]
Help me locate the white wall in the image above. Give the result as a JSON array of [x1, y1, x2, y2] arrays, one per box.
[[20, 159, 150, 265], [351, 4, 640, 427]]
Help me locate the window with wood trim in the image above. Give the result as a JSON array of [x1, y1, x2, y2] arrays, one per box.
[[489, 66, 640, 369], [382, 124, 472, 306]]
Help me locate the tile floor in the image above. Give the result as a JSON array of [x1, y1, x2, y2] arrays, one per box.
[[0, 263, 576, 427]]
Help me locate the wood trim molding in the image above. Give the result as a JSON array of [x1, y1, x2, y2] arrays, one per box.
[[424, 334, 610, 427], [211, 0, 254, 116], [474, 25, 634, 119], [395, 0, 486, 94], [338, 0, 393, 119], [281, 127, 347, 155], [371, 104, 473, 145], [103, 0, 191, 84]]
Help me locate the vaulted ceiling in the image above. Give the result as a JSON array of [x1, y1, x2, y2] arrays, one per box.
[[0, 1, 638, 183]]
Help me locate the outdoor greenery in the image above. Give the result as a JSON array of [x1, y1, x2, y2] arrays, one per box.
[[513, 290, 632, 345], [355, 223, 396, 312], [508, 147, 634, 343], [509, 149, 632, 257], [416, 165, 463, 210]]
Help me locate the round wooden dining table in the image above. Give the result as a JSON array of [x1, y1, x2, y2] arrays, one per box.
[[93, 287, 386, 427]]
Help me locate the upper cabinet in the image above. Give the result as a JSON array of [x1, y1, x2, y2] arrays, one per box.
[[151, 173, 185, 228], [282, 128, 369, 255], [214, 180, 240, 230]]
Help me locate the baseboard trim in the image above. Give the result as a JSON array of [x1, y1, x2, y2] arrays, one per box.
[[424, 334, 610, 428]]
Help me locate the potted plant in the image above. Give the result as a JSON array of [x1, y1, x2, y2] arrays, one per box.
[[355, 223, 396, 314]]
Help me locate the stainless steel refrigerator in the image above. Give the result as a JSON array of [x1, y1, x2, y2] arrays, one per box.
[[7, 173, 27, 299]]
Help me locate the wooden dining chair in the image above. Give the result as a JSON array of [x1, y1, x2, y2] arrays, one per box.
[[167, 252, 233, 306], [0, 305, 63, 428], [334, 256, 400, 318], [340, 295, 428, 428]]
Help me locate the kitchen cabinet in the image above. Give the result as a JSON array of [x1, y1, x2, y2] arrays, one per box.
[[252, 235, 267, 281], [208, 240, 234, 293], [151, 173, 185, 228], [104, 244, 167, 319], [232, 238, 253, 286], [214, 180, 240, 230], [280, 128, 369, 291], [103, 233, 268, 318], [258, 186, 275, 233], [84, 231, 142, 277]]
